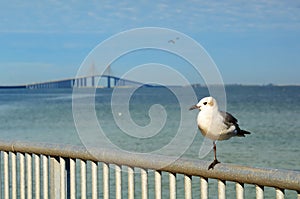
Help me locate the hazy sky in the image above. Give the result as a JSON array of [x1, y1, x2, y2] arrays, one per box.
[[0, 0, 300, 85]]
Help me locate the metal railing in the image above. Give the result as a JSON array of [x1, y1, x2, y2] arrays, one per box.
[[0, 140, 299, 199]]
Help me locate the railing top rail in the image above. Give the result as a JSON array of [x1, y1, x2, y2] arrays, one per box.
[[0, 140, 299, 192]]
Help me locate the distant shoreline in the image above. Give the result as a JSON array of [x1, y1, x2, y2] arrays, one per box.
[[0, 84, 299, 89]]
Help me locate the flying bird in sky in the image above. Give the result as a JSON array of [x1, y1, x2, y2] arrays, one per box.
[[189, 96, 251, 170]]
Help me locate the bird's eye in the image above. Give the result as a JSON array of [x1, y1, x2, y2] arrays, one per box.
[[203, 102, 207, 105]]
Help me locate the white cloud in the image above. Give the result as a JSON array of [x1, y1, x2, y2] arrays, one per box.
[[0, 0, 299, 33]]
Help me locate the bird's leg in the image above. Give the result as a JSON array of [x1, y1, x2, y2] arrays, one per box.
[[208, 141, 220, 170]]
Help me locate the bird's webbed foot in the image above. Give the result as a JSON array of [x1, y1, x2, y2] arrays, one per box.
[[208, 159, 220, 170]]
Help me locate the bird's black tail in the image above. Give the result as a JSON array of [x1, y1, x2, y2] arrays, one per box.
[[237, 129, 251, 137]]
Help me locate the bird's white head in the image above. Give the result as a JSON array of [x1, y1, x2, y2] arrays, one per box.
[[189, 96, 217, 111]]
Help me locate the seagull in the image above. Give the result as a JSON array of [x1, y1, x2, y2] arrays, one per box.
[[168, 39, 175, 44], [189, 96, 251, 170], [168, 37, 180, 44]]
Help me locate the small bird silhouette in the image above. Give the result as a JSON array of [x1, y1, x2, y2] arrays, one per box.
[[168, 37, 180, 44], [168, 39, 175, 44], [189, 96, 251, 170]]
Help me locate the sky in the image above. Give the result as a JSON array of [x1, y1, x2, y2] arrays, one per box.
[[0, 0, 300, 85]]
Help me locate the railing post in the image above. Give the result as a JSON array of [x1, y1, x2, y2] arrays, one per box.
[[200, 177, 208, 199], [103, 163, 110, 199], [50, 157, 61, 199], [169, 173, 176, 199], [236, 182, 244, 199], [218, 180, 226, 199], [276, 188, 284, 199], [80, 160, 87, 199], [115, 165, 122, 199], [11, 152, 17, 199], [256, 185, 264, 199], [184, 175, 192, 199], [60, 157, 66, 199], [155, 171, 162, 199], [66, 158, 76, 199], [19, 153, 25, 199], [0, 152, 1, 199], [4, 151, 9, 199], [42, 155, 49, 199], [91, 161, 98, 199], [26, 153, 32, 199], [34, 154, 41, 199], [141, 168, 148, 199], [128, 167, 135, 199]]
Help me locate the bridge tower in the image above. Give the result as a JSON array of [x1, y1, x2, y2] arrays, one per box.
[[104, 65, 112, 88]]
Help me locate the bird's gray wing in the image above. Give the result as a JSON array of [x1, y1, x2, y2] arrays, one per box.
[[220, 111, 249, 137], [220, 111, 238, 127]]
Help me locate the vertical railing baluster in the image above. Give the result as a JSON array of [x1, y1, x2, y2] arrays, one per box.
[[276, 188, 284, 199], [34, 154, 41, 199], [128, 167, 134, 199], [141, 168, 148, 199], [19, 153, 25, 199], [91, 161, 98, 199], [200, 177, 208, 199], [50, 156, 61, 199], [26, 153, 32, 199], [69, 158, 76, 199], [155, 170, 162, 199], [11, 152, 17, 199], [256, 185, 264, 199], [60, 157, 66, 199], [103, 163, 110, 199], [42, 155, 48, 199], [4, 151, 9, 199], [0, 153, 1, 198], [169, 173, 176, 199], [0, 152, 2, 199], [115, 165, 122, 199], [184, 175, 192, 199], [80, 160, 87, 199], [236, 182, 244, 199], [218, 180, 226, 199]]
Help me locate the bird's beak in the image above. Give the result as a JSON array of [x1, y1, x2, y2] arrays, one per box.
[[189, 105, 199, 110]]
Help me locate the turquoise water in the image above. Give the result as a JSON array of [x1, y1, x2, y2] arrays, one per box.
[[1, 86, 299, 170], [0, 86, 299, 198]]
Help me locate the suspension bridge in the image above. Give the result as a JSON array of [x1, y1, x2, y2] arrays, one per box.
[[0, 75, 151, 89]]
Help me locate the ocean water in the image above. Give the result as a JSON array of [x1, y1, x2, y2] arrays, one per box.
[[0, 85, 299, 198]]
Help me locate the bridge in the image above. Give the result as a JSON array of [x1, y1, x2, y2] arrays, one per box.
[[0, 75, 151, 89], [26, 75, 150, 89]]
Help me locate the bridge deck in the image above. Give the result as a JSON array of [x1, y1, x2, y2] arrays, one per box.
[[0, 75, 150, 89]]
